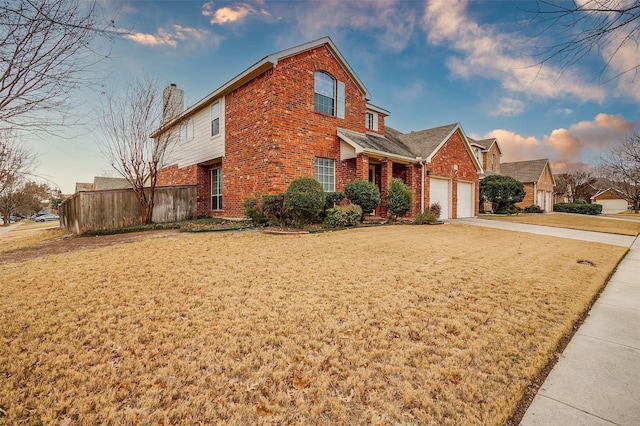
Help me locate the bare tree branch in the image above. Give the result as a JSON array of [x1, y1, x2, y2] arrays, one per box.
[[527, 1, 640, 81], [99, 77, 183, 224], [0, 0, 117, 132], [599, 130, 640, 212]]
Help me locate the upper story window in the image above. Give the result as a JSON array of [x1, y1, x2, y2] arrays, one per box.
[[314, 71, 335, 115], [491, 154, 496, 171], [211, 101, 220, 136], [180, 118, 194, 143], [473, 147, 480, 161], [365, 112, 378, 131]]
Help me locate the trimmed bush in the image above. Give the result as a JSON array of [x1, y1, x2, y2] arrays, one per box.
[[554, 202, 602, 215], [344, 179, 381, 222], [285, 177, 326, 226], [262, 194, 291, 226], [413, 211, 438, 225], [323, 191, 346, 215], [243, 197, 268, 225], [523, 205, 544, 213], [387, 178, 412, 219], [325, 204, 363, 228], [480, 175, 525, 214], [574, 199, 587, 204], [429, 202, 442, 219]]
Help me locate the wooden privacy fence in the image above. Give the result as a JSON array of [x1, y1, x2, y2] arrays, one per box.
[[59, 185, 197, 234]]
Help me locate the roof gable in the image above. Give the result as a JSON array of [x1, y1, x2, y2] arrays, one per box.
[[500, 159, 553, 184], [468, 137, 501, 155], [159, 37, 369, 131]]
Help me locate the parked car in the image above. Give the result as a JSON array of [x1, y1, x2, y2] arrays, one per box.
[[35, 214, 59, 222]]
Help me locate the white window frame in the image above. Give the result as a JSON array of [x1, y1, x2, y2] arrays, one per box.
[[211, 102, 220, 137], [314, 71, 336, 116], [211, 167, 222, 210], [314, 157, 335, 192]]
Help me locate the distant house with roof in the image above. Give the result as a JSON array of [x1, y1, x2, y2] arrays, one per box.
[[75, 177, 131, 193], [469, 137, 502, 177], [500, 159, 555, 212], [591, 188, 631, 214]]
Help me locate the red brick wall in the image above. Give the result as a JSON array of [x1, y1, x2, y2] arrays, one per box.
[[422, 129, 479, 218], [156, 164, 198, 186], [222, 44, 368, 217]]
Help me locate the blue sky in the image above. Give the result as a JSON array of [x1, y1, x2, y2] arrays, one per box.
[[32, 0, 639, 193]]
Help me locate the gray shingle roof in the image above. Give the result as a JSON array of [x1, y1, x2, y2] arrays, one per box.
[[338, 128, 415, 158], [385, 123, 458, 159], [468, 137, 497, 151], [500, 159, 549, 184]]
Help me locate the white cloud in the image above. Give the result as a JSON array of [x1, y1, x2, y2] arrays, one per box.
[[124, 25, 216, 49], [485, 113, 637, 171], [490, 98, 525, 117], [277, 0, 416, 52], [422, 0, 607, 110], [202, 2, 263, 25]]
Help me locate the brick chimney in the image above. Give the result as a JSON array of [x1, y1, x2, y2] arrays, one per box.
[[162, 83, 184, 122]]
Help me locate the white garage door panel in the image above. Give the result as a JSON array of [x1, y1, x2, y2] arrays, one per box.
[[430, 178, 450, 219], [597, 199, 628, 214], [457, 182, 473, 218]]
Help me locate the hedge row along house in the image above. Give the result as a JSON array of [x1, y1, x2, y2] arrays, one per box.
[[154, 37, 482, 220]]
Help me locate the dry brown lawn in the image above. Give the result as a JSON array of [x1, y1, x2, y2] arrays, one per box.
[[603, 211, 640, 221], [0, 226, 66, 254], [483, 212, 640, 235], [0, 225, 626, 425]]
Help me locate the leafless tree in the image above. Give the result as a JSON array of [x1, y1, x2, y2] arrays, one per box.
[[599, 131, 640, 213], [0, 131, 39, 224], [528, 1, 640, 80], [555, 170, 598, 202], [0, 0, 115, 131], [100, 77, 183, 224]]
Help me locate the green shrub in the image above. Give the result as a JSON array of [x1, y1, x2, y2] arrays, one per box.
[[323, 191, 345, 215], [413, 211, 438, 225], [344, 179, 381, 222], [285, 177, 326, 226], [344, 205, 362, 225], [554, 203, 602, 215], [263, 194, 292, 227], [523, 205, 544, 213], [387, 178, 412, 219], [480, 175, 525, 214], [429, 202, 442, 219], [243, 197, 268, 225], [325, 204, 362, 228], [574, 199, 588, 204]]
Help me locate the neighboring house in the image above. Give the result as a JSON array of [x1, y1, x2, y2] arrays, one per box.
[[75, 177, 131, 192], [591, 188, 631, 214], [154, 37, 482, 219], [469, 137, 502, 176], [500, 159, 555, 212]]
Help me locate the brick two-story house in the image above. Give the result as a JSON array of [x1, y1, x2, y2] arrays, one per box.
[[154, 37, 482, 219]]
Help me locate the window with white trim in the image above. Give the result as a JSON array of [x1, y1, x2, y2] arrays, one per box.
[[180, 118, 194, 143], [365, 112, 378, 131], [211, 167, 222, 210], [314, 71, 335, 115], [314, 157, 335, 192], [211, 102, 220, 137]]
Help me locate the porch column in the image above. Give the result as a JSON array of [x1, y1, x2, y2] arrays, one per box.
[[380, 159, 393, 217], [355, 154, 369, 181], [407, 164, 421, 217]]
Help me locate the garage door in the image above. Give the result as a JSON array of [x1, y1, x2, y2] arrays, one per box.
[[430, 178, 450, 219], [596, 199, 628, 214], [457, 181, 474, 218]]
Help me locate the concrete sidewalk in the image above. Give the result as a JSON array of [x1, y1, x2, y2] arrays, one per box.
[[0, 221, 23, 236], [453, 218, 640, 425]]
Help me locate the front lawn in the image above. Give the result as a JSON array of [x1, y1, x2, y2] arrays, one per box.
[[482, 212, 640, 236], [0, 225, 626, 424]]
